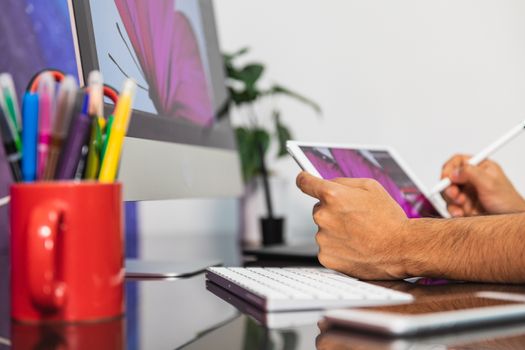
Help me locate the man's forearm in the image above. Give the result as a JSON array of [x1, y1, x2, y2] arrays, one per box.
[[403, 213, 525, 283]]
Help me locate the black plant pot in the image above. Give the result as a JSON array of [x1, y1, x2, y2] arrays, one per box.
[[260, 217, 285, 246]]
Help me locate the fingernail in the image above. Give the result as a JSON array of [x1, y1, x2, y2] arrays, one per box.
[[451, 210, 462, 217], [297, 173, 306, 187], [451, 169, 461, 180]]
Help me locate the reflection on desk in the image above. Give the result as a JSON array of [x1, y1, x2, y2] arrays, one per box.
[[3, 233, 525, 349], [206, 280, 323, 329], [316, 322, 525, 349]]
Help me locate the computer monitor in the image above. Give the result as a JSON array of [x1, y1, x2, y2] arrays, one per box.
[[0, 0, 81, 250], [0, 1, 79, 98], [69, 0, 243, 201]]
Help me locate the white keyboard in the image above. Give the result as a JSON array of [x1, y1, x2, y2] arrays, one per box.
[[206, 267, 413, 312]]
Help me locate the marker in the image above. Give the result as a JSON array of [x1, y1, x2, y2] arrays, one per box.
[[431, 119, 525, 196], [99, 79, 136, 183], [55, 91, 91, 180], [85, 117, 106, 179], [101, 114, 114, 160], [85, 71, 105, 179], [44, 75, 77, 180], [21, 93, 39, 182], [0, 74, 22, 152], [87, 71, 104, 118], [36, 73, 55, 180], [0, 100, 22, 181]]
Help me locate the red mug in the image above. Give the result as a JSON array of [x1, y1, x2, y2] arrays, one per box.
[[10, 182, 124, 323]]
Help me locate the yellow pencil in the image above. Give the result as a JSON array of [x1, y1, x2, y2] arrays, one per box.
[[98, 79, 136, 183]]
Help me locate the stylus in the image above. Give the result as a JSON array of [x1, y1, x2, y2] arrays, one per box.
[[430, 119, 525, 196]]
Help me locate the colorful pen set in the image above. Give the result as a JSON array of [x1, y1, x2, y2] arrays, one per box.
[[0, 70, 136, 183]]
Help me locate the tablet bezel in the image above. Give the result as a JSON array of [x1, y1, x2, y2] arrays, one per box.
[[286, 141, 450, 218]]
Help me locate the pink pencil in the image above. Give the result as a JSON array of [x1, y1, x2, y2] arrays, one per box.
[[37, 73, 55, 180]]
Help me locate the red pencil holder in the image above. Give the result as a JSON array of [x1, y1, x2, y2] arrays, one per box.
[[10, 181, 124, 323]]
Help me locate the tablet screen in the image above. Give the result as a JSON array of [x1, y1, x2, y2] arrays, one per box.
[[299, 146, 441, 218]]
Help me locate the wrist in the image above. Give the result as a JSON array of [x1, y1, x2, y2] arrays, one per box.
[[392, 218, 421, 279], [397, 218, 434, 278]]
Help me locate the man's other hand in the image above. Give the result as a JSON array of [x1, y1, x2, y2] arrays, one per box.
[[441, 155, 525, 217]]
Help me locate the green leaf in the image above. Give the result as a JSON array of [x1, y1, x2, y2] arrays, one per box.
[[223, 47, 250, 64], [253, 128, 270, 154], [263, 84, 322, 114], [236, 127, 258, 182], [235, 127, 270, 182], [274, 111, 293, 157], [238, 64, 264, 87], [228, 87, 260, 105]]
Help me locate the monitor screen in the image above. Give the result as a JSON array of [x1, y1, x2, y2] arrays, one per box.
[[70, 0, 243, 200], [0, 0, 79, 98], [89, 0, 219, 127]]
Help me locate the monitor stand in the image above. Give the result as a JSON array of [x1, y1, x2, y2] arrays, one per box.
[[125, 259, 222, 279]]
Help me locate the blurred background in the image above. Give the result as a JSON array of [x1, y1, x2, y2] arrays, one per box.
[[125, 0, 525, 242]]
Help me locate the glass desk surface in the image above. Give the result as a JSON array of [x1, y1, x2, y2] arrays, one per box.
[[2, 233, 525, 350]]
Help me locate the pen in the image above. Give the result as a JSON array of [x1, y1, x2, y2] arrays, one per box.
[[36, 73, 55, 180], [73, 94, 91, 179], [0, 99, 22, 182], [0, 74, 22, 152], [99, 79, 136, 183], [431, 119, 525, 196], [21, 93, 39, 182], [44, 75, 77, 180], [55, 91, 91, 180]]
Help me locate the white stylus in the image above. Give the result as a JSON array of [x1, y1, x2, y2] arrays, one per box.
[[430, 120, 525, 196]]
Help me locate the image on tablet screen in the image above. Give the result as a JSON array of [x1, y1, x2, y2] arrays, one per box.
[[300, 146, 440, 218]]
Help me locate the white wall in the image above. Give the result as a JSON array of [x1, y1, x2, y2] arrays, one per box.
[[140, 0, 525, 241]]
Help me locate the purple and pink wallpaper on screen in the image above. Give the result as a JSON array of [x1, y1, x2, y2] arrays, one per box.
[[114, 0, 214, 126], [301, 147, 440, 218]]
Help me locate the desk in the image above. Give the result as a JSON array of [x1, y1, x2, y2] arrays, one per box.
[[2, 233, 525, 349]]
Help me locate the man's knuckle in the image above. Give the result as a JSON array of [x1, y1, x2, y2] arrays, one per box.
[[313, 210, 324, 225], [317, 252, 331, 268], [322, 188, 338, 201], [316, 231, 330, 247], [315, 231, 322, 245], [362, 178, 376, 189]]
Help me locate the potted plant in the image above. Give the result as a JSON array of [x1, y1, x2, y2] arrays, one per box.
[[222, 48, 321, 245]]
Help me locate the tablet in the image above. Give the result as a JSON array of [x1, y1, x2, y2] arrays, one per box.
[[324, 292, 525, 336], [287, 141, 449, 218]]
